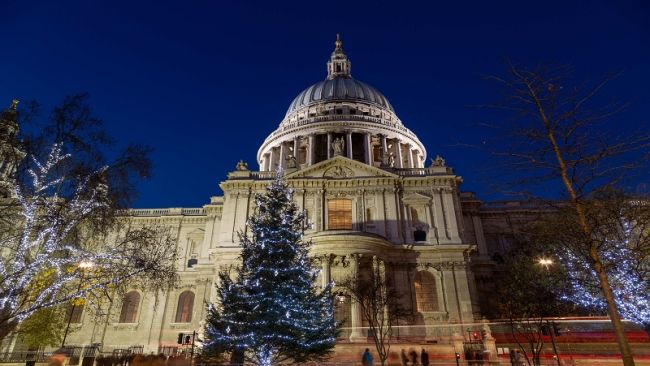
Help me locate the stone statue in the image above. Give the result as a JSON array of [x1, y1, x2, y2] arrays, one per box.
[[388, 152, 395, 168], [430, 155, 445, 167], [331, 137, 345, 156], [379, 150, 395, 168], [235, 160, 249, 171], [285, 154, 297, 169]]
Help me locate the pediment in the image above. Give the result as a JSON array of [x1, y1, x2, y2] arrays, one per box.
[[402, 192, 432, 204], [285, 156, 398, 179]]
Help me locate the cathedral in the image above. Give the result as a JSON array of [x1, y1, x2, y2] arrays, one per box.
[[1, 36, 528, 356]]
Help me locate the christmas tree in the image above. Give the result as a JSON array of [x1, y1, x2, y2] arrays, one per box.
[[205, 174, 338, 366]]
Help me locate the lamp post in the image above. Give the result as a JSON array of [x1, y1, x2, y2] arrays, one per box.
[[537, 258, 561, 366], [61, 261, 94, 348], [538, 258, 553, 270]]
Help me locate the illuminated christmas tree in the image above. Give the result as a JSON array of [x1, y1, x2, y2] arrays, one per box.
[[205, 174, 337, 366]]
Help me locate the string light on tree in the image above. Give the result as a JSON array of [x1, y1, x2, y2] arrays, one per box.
[[204, 173, 338, 366]]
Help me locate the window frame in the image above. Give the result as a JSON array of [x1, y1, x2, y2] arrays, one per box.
[[327, 198, 353, 230]]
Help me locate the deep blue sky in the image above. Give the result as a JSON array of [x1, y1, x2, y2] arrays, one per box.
[[1, 1, 649, 208]]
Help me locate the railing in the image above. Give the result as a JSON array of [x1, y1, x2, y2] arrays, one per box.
[[245, 167, 451, 180], [128, 208, 205, 217], [249, 171, 277, 180], [0, 350, 54, 363], [267, 114, 419, 139]]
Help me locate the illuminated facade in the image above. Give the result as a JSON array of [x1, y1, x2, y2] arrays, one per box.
[[1, 36, 519, 356]]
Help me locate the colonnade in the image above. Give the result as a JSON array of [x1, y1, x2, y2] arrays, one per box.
[[260, 131, 424, 171]]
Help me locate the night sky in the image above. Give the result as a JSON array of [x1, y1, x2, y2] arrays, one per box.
[[1, 1, 649, 208]]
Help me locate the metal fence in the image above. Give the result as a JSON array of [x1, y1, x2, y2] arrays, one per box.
[[0, 350, 54, 363]]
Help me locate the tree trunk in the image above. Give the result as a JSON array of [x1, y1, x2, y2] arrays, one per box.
[[533, 88, 637, 366], [0, 313, 18, 344]]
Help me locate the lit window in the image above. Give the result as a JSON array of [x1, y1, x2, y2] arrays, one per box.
[[414, 271, 438, 312], [68, 304, 84, 324], [328, 199, 352, 230], [175, 291, 195, 323], [119, 291, 140, 323]]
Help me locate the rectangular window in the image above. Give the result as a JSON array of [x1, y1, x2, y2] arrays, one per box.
[[328, 199, 352, 230]]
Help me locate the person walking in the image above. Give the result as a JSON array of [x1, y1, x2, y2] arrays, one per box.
[[362, 348, 374, 366], [400, 349, 408, 366], [409, 348, 418, 366], [420, 349, 429, 366]]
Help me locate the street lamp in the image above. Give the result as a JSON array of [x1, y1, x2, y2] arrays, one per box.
[[538, 258, 553, 269], [61, 261, 94, 348]]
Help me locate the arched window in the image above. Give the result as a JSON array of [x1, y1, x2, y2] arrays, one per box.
[[68, 303, 84, 324], [414, 271, 438, 312], [119, 291, 140, 323], [175, 291, 195, 323], [328, 199, 352, 230]]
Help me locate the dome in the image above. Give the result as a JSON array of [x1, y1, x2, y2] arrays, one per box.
[[286, 78, 394, 117], [258, 35, 427, 173]]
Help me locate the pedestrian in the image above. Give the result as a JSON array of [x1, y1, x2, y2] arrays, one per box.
[[400, 349, 408, 366], [513, 349, 524, 366], [409, 348, 418, 366], [362, 348, 373, 366], [420, 349, 429, 366]]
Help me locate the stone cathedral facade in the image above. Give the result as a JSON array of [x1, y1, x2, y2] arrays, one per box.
[[1, 37, 524, 355]]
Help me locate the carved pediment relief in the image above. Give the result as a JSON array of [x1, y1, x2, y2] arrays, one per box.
[[324, 166, 354, 178], [402, 192, 432, 204], [286, 156, 398, 180]]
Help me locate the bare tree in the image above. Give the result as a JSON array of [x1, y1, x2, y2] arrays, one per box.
[[339, 258, 410, 366], [486, 63, 650, 366]]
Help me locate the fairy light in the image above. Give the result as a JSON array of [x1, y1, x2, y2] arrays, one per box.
[[559, 220, 650, 324], [204, 174, 337, 364]]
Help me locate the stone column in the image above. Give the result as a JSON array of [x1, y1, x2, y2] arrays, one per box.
[[270, 148, 277, 171], [406, 145, 414, 168], [442, 189, 461, 242], [433, 189, 449, 242], [472, 215, 489, 256], [381, 134, 388, 155], [308, 134, 315, 166], [321, 254, 332, 289], [327, 133, 332, 159], [349, 254, 365, 341], [395, 141, 403, 168], [293, 138, 299, 163], [346, 132, 353, 159], [279, 142, 286, 169], [364, 133, 372, 165]]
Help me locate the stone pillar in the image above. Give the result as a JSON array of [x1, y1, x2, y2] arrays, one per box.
[[381, 135, 388, 155], [321, 254, 332, 289], [433, 189, 449, 242], [269, 148, 277, 171], [293, 138, 299, 162], [279, 142, 286, 169], [407, 145, 414, 168], [308, 134, 315, 166], [395, 141, 403, 168], [442, 189, 461, 242], [327, 133, 332, 159], [472, 215, 489, 256], [364, 133, 372, 165], [349, 254, 365, 341], [346, 132, 353, 159]]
